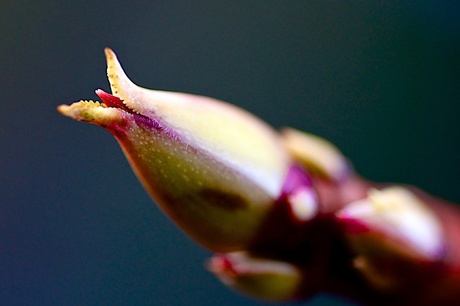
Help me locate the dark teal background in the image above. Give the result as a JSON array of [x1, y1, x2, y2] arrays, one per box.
[[1, 1, 459, 305]]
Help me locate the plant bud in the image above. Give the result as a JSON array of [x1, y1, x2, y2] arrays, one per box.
[[336, 186, 445, 291], [281, 128, 351, 182], [58, 49, 291, 252], [207, 252, 304, 301]]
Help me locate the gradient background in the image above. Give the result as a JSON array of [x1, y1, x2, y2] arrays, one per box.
[[1, 1, 459, 305]]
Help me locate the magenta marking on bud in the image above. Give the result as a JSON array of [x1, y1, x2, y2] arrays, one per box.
[[280, 165, 313, 198], [132, 113, 171, 136], [95, 89, 180, 140], [336, 212, 370, 235], [96, 89, 131, 112]]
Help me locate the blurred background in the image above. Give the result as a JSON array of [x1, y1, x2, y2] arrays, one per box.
[[1, 1, 459, 305]]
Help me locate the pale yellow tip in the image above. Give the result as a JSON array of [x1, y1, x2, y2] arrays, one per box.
[[57, 100, 123, 125], [281, 128, 350, 181], [104, 47, 115, 59]]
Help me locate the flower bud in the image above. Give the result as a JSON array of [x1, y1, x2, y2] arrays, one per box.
[[281, 128, 351, 182], [58, 49, 291, 252], [207, 252, 304, 301], [336, 186, 445, 291]]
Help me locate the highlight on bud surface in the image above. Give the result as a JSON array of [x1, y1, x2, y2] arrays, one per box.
[[58, 48, 291, 252], [336, 186, 444, 261], [279, 165, 318, 223]]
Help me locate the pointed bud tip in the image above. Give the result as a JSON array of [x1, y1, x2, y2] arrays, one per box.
[[57, 100, 124, 126], [104, 47, 116, 60], [95, 89, 131, 112]]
